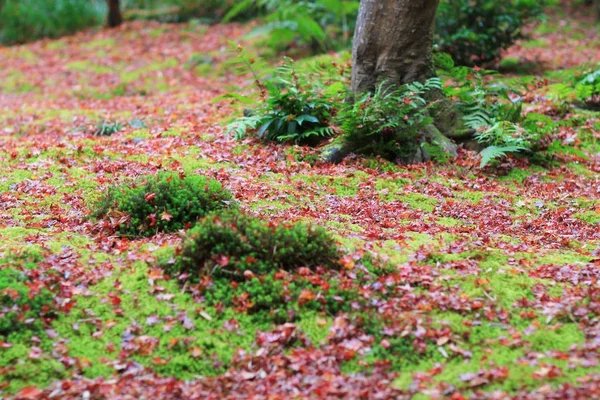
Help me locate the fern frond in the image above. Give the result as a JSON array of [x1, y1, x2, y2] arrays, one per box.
[[479, 145, 528, 168]]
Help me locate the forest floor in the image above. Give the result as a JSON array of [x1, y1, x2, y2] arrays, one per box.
[[0, 6, 599, 400]]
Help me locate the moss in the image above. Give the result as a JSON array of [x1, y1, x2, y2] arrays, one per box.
[[123, 129, 152, 141], [325, 220, 365, 234], [398, 193, 438, 212], [0, 339, 65, 394], [249, 200, 293, 214], [521, 39, 549, 48], [455, 190, 486, 204], [0, 70, 38, 93], [391, 316, 590, 393], [169, 153, 238, 174], [292, 312, 332, 345], [47, 263, 265, 381], [66, 60, 113, 74], [574, 211, 600, 225], [436, 216, 462, 227], [81, 38, 116, 49], [120, 58, 179, 84], [499, 167, 545, 184], [290, 173, 369, 197], [374, 178, 411, 202]]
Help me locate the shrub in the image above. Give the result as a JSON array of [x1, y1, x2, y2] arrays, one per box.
[[120, 0, 236, 23], [170, 210, 341, 280], [0, 268, 53, 335], [335, 78, 442, 161], [435, 0, 544, 66], [226, 52, 344, 145], [0, 0, 105, 45], [223, 0, 359, 53], [94, 172, 234, 237]]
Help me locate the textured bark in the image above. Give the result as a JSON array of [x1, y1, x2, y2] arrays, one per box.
[[107, 0, 123, 28], [351, 0, 440, 95]]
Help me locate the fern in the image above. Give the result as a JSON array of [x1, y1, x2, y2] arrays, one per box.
[[225, 54, 339, 145], [478, 145, 528, 168], [226, 115, 263, 141], [335, 78, 440, 161], [442, 64, 546, 167]]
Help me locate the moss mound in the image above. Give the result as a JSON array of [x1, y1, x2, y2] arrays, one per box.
[[170, 210, 341, 280], [94, 172, 234, 237]]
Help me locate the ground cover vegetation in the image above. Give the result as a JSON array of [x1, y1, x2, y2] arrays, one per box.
[[0, 0, 599, 399]]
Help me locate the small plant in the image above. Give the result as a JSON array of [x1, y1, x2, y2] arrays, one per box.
[[226, 49, 342, 145], [94, 172, 234, 237], [440, 63, 551, 167], [0, 0, 105, 45], [574, 67, 600, 110], [94, 120, 123, 136], [0, 268, 53, 335], [335, 78, 442, 161], [435, 0, 544, 66], [169, 210, 340, 280]]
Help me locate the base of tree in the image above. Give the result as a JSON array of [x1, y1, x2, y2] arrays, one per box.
[[319, 99, 473, 164]]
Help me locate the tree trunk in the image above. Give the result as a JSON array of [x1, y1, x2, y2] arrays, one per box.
[[351, 0, 440, 95], [321, 0, 463, 163], [107, 0, 123, 28]]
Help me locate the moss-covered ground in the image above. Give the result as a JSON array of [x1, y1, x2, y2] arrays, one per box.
[[0, 7, 599, 400]]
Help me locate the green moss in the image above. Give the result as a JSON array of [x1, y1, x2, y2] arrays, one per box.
[[94, 172, 234, 236], [392, 319, 591, 393], [290, 173, 369, 197], [325, 220, 365, 233], [0, 339, 65, 394], [398, 193, 438, 212], [82, 38, 115, 49], [455, 190, 486, 204], [375, 178, 411, 202], [499, 167, 545, 184], [521, 39, 549, 48], [120, 58, 179, 84], [249, 200, 293, 213], [66, 60, 113, 74], [49, 263, 265, 381], [574, 211, 600, 225], [295, 313, 332, 345], [1, 70, 38, 93], [436, 216, 462, 227]]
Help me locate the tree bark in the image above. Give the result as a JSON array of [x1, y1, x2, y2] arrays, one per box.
[[322, 0, 464, 163], [107, 0, 123, 28], [351, 0, 440, 94]]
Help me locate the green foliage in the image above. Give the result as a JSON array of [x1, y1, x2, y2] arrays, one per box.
[[94, 120, 123, 137], [202, 271, 361, 320], [442, 64, 552, 167], [0, 0, 105, 45], [435, 0, 544, 66], [223, 0, 359, 53], [170, 210, 340, 280], [574, 67, 600, 109], [226, 51, 344, 145], [0, 268, 53, 335], [335, 79, 442, 161], [121, 0, 252, 23], [94, 172, 233, 237]]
